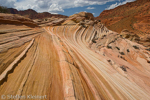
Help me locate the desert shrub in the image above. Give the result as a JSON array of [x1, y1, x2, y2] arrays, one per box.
[[92, 39, 96, 43], [133, 45, 139, 49], [45, 19, 47, 21], [116, 47, 120, 50], [120, 52, 125, 55], [120, 56, 127, 61], [146, 48, 150, 51], [120, 65, 127, 72], [0, 6, 10, 13], [107, 45, 112, 49]]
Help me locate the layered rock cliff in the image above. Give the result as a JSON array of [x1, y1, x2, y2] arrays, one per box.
[[96, 0, 150, 47], [0, 12, 150, 100]]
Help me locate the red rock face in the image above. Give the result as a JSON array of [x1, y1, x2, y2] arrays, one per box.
[[96, 0, 150, 35], [96, 0, 150, 47]]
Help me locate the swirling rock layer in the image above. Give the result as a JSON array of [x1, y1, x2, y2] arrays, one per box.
[[0, 12, 150, 100]]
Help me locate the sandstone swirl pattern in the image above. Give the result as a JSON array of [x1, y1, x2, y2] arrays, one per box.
[[0, 12, 150, 100]]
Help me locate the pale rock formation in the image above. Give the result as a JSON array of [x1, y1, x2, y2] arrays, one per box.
[[0, 12, 150, 100]]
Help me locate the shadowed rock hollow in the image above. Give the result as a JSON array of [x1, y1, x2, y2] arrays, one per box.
[[0, 12, 150, 100]]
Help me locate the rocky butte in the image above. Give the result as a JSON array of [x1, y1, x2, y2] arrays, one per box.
[[0, 8, 150, 100]]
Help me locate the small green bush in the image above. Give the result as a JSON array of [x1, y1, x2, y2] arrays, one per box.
[[107, 45, 112, 49], [116, 47, 120, 50], [120, 66, 127, 72], [146, 48, 150, 51], [133, 45, 139, 49], [0, 6, 10, 13], [120, 52, 125, 55]]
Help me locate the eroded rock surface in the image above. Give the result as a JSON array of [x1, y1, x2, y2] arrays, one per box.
[[96, 0, 150, 47], [0, 12, 150, 100]]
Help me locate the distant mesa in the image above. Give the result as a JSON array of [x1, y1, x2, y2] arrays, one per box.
[[8, 8, 68, 19]]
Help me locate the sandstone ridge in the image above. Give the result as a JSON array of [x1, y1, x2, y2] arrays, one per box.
[[0, 12, 150, 100], [0, 13, 38, 27]]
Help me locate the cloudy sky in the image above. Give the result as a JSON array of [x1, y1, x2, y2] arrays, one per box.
[[0, 0, 135, 16]]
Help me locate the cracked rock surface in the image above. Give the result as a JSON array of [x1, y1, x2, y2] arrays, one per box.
[[0, 12, 150, 100]]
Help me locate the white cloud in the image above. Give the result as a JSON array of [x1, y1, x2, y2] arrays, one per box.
[[48, 3, 64, 14], [106, 2, 119, 10], [92, 13, 95, 15], [106, 0, 135, 10], [1, 0, 117, 13], [0, 0, 16, 8], [87, 7, 95, 9]]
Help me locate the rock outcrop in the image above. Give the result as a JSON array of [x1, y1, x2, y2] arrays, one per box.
[[120, 29, 150, 47], [96, 0, 150, 47], [0, 13, 38, 27], [120, 29, 140, 41], [0, 12, 150, 100], [69, 12, 94, 23], [35, 18, 66, 27], [96, 0, 150, 34]]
